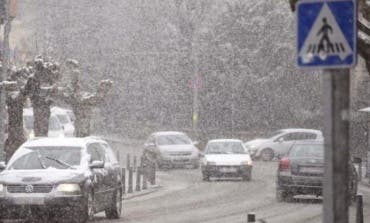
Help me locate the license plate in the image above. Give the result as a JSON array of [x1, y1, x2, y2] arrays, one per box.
[[14, 197, 45, 205], [219, 167, 237, 173], [300, 167, 323, 174], [173, 158, 189, 163]]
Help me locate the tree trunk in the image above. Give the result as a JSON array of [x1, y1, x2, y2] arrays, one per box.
[[5, 93, 26, 162], [32, 101, 51, 137], [73, 104, 92, 137]]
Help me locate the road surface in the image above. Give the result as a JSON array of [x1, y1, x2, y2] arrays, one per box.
[[94, 153, 370, 223]]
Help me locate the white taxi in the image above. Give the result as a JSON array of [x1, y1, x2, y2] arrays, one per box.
[[201, 139, 253, 181]]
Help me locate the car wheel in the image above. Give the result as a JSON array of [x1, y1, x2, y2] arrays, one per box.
[[276, 188, 293, 202], [74, 191, 95, 223], [202, 172, 210, 181], [242, 170, 252, 181], [105, 189, 122, 219], [261, 149, 274, 161]]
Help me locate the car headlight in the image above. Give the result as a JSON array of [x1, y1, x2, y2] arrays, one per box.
[[241, 160, 253, 166], [56, 184, 81, 193], [206, 161, 217, 166], [249, 144, 259, 150]]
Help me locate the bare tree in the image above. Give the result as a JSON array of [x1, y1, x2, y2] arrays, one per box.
[[59, 59, 113, 137], [25, 56, 61, 137], [2, 65, 31, 161]]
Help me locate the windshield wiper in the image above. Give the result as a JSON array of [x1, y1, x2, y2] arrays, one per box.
[[44, 156, 75, 169], [36, 150, 47, 169]]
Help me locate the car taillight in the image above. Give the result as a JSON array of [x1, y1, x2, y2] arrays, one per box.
[[279, 157, 290, 171]]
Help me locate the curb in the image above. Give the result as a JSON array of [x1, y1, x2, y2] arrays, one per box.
[[123, 185, 162, 201]]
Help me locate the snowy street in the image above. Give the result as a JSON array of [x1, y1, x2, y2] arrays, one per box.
[[92, 143, 370, 223]]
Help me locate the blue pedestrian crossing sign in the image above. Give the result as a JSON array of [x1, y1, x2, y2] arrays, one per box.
[[297, 0, 357, 68]]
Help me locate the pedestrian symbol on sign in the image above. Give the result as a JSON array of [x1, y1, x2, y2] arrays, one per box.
[[297, 1, 356, 68], [317, 18, 333, 54]]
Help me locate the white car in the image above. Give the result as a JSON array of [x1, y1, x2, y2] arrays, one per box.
[[244, 128, 323, 161], [201, 139, 253, 181], [51, 107, 75, 137], [23, 108, 65, 139], [143, 131, 200, 169]]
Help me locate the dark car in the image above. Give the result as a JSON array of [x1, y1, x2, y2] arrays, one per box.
[[276, 141, 357, 202], [0, 137, 123, 223]]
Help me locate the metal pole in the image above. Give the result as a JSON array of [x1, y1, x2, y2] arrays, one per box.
[[135, 167, 141, 192], [323, 69, 350, 223], [133, 155, 137, 172], [192, 40, 199, 136], [121, 167, 126, 194], [126, 154, 130, 169], [356, 194, 363, 223], [128, 167, 133, 193], [0, 0, 11, 162]]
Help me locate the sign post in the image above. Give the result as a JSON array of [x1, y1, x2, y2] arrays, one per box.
[[297, 0, 356, 223]]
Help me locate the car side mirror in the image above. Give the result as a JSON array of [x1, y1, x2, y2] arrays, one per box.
[[0, 162, 6, 171], [89, 160, 104, 169]]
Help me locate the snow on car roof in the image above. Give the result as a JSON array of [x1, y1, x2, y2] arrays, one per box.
[[208, 139, 243, 143], [51, 106, 72, 114], [21, 137, 104, 148], [280, 128, 322, 133]]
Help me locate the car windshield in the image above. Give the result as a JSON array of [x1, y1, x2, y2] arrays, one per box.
[[157, 134, 191, 145], [206, 142, 246, 154], [8, 147, 82, 170], [263, 130, 283, 139], [289, 144, 324, 158], [56, 114, 70, 124]]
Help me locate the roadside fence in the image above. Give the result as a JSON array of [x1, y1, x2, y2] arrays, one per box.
[[119, 152, 157, 195]]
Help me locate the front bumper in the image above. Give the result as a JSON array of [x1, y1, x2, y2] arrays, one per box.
[[158, 156, 199, 167], [202, 165, 252, 177], [0, 193, 84, 219]]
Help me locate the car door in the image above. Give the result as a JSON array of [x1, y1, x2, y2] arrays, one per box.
[[273, 132, 302, 157], [87, 143, 106, 211], [101, 143, 121, 200]]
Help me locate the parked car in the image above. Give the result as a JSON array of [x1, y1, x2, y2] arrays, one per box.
[[0, 137, 123, 222], [244, 128, 323, 161], [276, 141, 357, 202], [51, 106, 75, 137], [201, 139, 253, 181], [23, 108, 65, 139], [143, 131, 200, 169]]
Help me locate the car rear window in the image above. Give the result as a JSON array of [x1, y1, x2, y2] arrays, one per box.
[[289, 144, 324, 158]]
